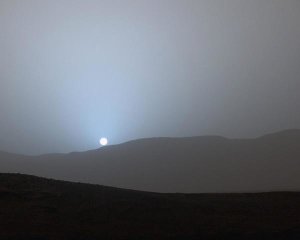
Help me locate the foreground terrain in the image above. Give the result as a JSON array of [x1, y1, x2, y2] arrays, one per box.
[[0, 173, 300, 239]]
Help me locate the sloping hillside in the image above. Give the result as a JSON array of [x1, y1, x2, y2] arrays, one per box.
[[0, 173, 300, 239], [0, 129, 300, 192]]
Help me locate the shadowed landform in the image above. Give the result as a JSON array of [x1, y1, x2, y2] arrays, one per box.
[[0, 173, 300, 240], [1, 129, 300, 193]]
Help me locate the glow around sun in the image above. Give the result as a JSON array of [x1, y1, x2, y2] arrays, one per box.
[[99, 137, 108, 146]]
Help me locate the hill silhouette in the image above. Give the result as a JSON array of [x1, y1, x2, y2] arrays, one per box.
[[1, 173, 300, 240], [1, 129, 300, 192]]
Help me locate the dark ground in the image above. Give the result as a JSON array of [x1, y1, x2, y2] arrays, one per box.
[[0, 173, 300, 240]]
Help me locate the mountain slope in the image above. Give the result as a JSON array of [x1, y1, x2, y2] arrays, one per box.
[[1, 173, 300, 240], [1, 129, 300, 192]]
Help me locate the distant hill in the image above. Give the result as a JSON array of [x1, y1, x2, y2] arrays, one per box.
[[0, 173, 300, 240], [1, 129, 300, 193]]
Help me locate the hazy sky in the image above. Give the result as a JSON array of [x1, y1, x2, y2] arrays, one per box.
[[0, 0, 300, 154]]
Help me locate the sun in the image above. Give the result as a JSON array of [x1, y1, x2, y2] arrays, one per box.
[[99, 137, 108, 146]]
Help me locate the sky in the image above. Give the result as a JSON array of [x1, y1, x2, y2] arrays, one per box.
[[0, 0, 300, 154]]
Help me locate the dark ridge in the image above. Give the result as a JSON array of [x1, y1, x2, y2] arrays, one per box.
[[258, 129, 300, 139], [1, 129, 300, 193], [1, 173, 300, 240]]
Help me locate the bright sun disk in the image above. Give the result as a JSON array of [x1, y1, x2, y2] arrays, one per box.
[[99, 137, 108, 146]]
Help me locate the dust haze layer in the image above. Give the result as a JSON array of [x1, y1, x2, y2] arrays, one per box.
[[1, 129, 300, 193], [0, 0, 300, 154]]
